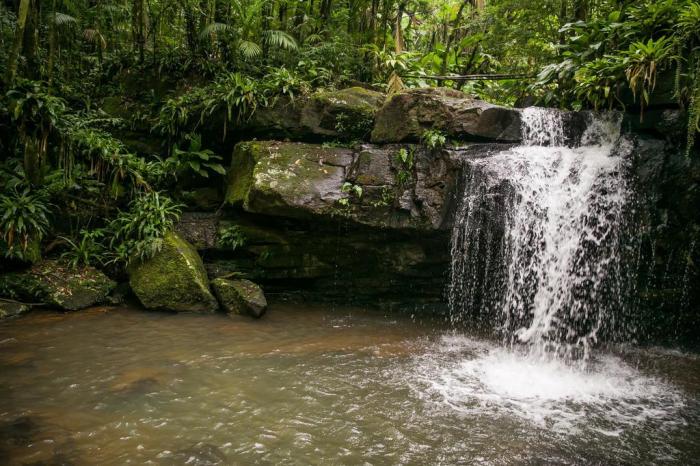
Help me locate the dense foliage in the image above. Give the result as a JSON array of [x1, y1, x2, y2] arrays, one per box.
[[0, 0, 697, 269]]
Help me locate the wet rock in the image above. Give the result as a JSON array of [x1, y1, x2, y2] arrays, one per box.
[[0, 261, 115, 311], [211, 278, 267, 318], [300, 86, 385, 140], [111, 367, 166, 394], [225, 141, 353, 219], [0, 301, 30, 319], [128, 232, 218, 313], [225, 141, 460, 230], [371, 87, 521, 143], [176, 212, 220, 249]]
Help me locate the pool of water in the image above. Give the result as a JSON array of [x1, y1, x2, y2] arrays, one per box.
[[0, 304, 698, 465]]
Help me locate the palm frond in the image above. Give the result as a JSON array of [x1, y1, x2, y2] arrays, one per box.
[[53, 12, 78, 27], [199, 22, 233, 40], [262, 30, 298, 51], [239, 40, 262, 59], [83, 28, 106, 49]]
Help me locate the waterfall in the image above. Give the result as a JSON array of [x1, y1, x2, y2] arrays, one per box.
[[449, 107, 633, 360]]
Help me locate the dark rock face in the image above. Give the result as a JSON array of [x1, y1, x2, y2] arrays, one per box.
[[371, 88, 521, 143], [628, 135, 700, 344], [0, 261, 115, 311]]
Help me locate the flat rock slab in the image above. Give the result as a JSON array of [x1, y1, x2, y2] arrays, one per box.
[[0, 260, 115, 311]]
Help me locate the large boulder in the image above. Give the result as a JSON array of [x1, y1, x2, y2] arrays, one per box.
[[0, 260, 115, 311], [241, 87, 386, 141], [225, 140, 461, 230], [128, 232, 218, 312], [226, 141, 353, 219], [371, 87, 521, 143], [211, 278, 267, 318], [300, 87, 385, 140]]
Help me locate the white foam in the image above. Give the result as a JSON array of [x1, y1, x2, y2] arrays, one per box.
[[412, 335, 686, 433]]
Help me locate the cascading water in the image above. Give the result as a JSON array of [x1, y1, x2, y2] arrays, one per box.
[[449, 107, 633, 360], [411, 109, 686, 436]]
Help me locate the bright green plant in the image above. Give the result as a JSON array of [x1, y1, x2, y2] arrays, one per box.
[[623, 37, 675, 110], [165, 134, 226, 179], [107, 191, 183, 264], [60, 229, 107, 267], [0, 187, 51, 260], [422, 129, 447, 150], [395, 147, 415, 185]]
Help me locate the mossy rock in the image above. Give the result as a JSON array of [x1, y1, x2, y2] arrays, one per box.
[[0, 260, 115, 311], [225, 141, 353, 219], [128, 232, 218, 313], [211, 278, 267, 318], [0, 302, 30, 319], [301, 87, 386, 140]]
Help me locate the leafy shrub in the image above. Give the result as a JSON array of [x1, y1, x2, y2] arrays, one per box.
[[107, 191, 183, 264], [218, 225, 246, 251], [60, 229, 107, 267], [422, 129, 447, 150], [0, 187, 51, 260], [164, 134, 226, 179]]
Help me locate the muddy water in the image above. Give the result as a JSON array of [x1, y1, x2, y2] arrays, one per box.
[[0, 305, 698, 465]]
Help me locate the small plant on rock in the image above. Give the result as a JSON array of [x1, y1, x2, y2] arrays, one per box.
[[218, 225, 247, 251], [422, 129, 447, 151]]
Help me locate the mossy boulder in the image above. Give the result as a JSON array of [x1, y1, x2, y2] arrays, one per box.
[[226, 141, 353, 219], [0, 302, 30, 319], [0, 260, 115, 311], [211, 278, 267, 318], [128, 232, 218, 312], [239, 87, 385, 141], [301, 87, 385, 140], [371, 87, 521, 143]]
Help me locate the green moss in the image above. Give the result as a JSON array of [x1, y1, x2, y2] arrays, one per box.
[[128, 231, 218, 312], [211, 278, 267, 318], [0, 260, 115, 311]]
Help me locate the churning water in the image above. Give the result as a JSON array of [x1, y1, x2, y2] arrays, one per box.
[[429, 107, 700, 450], [0, 306, 698, 465]]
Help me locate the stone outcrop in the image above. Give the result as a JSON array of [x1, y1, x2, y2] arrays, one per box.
[[211, 278, 267, 318], [0, 260, 115, 311], [128, 232, 218, 313], [225, 140, 461, 231], [240, 87, 386, 141], [371, 87, 522, 143]]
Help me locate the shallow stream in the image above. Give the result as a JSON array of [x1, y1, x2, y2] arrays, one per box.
[[1, 305, 698, 465]]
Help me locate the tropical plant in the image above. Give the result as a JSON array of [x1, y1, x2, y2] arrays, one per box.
[[218, 225, 247, 251], [0, 187, 52, 260], [164, 134, 226, 179], [422, 129, 447, 150], [107, 191, 182, 264], [60, 229, 107, 267]]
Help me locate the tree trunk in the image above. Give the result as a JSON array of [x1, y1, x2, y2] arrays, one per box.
[[5, 0, 30, 84]]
